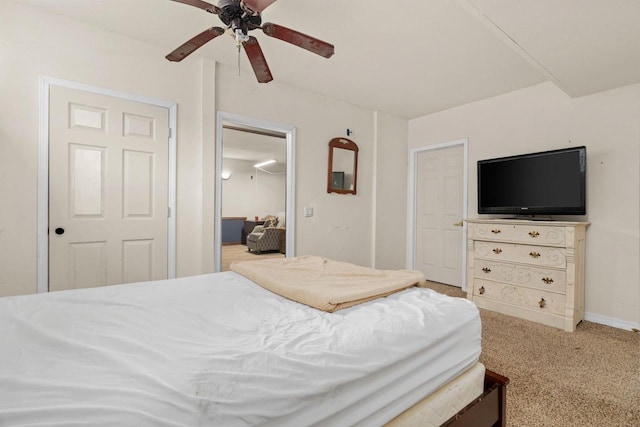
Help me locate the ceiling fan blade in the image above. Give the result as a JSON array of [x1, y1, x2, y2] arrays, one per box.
[[241, 0, 278, 14], [166, 27, 225, 62], [170, 0, 221, 14], [243, 36, 273, 83], [261, 23, 334, 58]]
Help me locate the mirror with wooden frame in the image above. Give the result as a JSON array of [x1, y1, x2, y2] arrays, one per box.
[[327, 137, 358, 195]]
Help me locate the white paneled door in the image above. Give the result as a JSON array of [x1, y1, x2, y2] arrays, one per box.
[[415, 145, 464, 286], [49, 86, 169, 291]]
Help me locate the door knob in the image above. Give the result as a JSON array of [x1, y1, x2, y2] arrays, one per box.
[[55, 227, 65, 235], [453, 220, 463, 227]]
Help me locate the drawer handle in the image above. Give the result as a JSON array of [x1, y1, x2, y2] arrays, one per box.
[[542, 277, 554, 284], [482, 267, 491, 274], [479, 286, 485, 295], [491, 229, 501, 234], [529, 231, 540, 238], [529, 251, 541, 258], [538, 298, 546, 308], [493, 248, 502, 254]]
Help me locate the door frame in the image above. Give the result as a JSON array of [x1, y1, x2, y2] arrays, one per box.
[[37, 76, 177, 293], [214, 111, 296, 272], [407, 139, 469, 290]]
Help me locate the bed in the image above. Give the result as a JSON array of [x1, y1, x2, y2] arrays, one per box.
[[0, 256, 507, 426]]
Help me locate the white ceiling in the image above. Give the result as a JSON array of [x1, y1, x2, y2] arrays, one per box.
[[222, 126, 287, 173], [20, 0, 640, 119]]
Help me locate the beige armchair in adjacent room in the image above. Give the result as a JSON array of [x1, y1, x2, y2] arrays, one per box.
[[246, 216, 281, 254]]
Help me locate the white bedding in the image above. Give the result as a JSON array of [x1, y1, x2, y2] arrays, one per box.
[[0, 272, 481, 426]]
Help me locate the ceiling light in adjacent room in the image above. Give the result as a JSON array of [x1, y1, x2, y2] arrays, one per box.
[[254, 159, 276, 168]]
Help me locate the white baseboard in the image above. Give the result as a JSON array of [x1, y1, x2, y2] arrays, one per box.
[[584, 312, 640, 332]]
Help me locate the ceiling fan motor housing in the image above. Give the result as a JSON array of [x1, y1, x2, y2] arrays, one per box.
[[167, 0, 334, 83], [217, 0, 262, 34]]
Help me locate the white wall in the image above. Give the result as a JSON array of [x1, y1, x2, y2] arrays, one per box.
[[409, 81, 640, 327], [221, 158, 286, 219], [374, 112, 409, 270], [0, 1, 407, 296]]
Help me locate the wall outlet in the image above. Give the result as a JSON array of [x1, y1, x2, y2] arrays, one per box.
[[304, 207, 313, 217]]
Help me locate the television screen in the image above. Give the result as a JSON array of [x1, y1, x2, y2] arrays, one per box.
[[478, 146, 586, 215], [332, 171, 345, 190]]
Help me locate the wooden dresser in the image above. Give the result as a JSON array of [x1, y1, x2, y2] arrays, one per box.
[[465, 219, 588, 332]]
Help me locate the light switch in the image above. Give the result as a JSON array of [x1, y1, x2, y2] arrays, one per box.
[[304, 207, 313, 217]]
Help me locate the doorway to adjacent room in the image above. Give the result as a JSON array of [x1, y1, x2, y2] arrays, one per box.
[[214, 112, 296, 272]]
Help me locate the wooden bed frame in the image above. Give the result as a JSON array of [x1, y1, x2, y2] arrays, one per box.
[[442, 369, 509, 427]]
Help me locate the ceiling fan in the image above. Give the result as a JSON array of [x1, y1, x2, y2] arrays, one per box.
[[166, 0, 335, 83]]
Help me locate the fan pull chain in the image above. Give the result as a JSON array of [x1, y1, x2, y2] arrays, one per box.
[[234, 28, 246, 76]]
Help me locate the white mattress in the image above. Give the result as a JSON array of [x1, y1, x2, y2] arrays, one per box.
[[0, 272, 481, 426]]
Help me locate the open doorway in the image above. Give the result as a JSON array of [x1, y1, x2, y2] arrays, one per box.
[[220, 125, 286, 270], [214, 112, 296, 272]]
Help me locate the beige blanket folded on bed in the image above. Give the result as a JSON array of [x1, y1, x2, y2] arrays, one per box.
[[230, 255, 425, 312]]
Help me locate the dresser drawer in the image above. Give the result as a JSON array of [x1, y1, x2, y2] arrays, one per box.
[[471, 223, 567, 246], [474, 261, 566, 293], [473, 279, 565, 316], [474, 241, 566, 268]]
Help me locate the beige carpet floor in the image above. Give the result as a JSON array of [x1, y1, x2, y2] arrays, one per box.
[[221, 243, 284, 271], [423, 281, 640, 427]]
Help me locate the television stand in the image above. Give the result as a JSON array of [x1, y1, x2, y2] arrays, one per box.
[[465, 218, 589, 332]]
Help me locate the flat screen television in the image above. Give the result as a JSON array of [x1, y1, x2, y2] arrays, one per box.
[[477, 146, 586, 216]]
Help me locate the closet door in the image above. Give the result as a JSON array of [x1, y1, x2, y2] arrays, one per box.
[[415, 144, 464, 286], [49, 85, 169, 291]]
